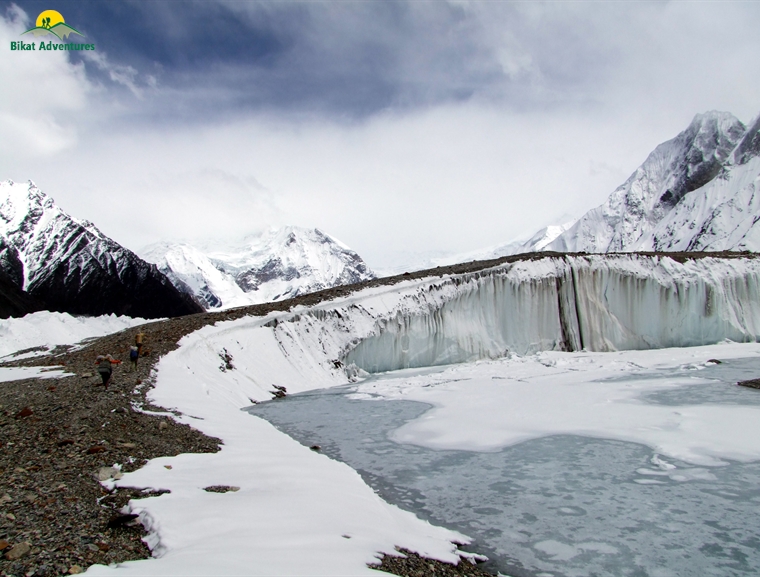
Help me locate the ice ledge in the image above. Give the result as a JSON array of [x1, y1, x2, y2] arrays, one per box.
[[343, 254, 760, 372]]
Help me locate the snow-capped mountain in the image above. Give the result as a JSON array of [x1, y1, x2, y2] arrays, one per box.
[[546, 111, 760, 253], [142, 226, 376, 310], [0, 180, 203, 318]]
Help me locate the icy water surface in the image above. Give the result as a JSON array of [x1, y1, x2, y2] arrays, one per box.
[[247, 358, 760, 577]]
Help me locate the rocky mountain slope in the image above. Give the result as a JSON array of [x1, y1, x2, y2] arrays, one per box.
[[142, 226, 375, 310], [0, 180, 203, 318], [545, 111, 760, 253]]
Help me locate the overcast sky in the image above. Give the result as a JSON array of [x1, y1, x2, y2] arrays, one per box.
[[1, 0, 759, 268]]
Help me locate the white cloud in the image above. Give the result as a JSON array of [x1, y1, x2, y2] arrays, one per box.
[[0, 5, 91, 157], [82, 51, 146, 99], [1, 2, 759, 269]]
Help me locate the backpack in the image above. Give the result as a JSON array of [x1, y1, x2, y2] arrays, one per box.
[[97, 358, 112, 374], [130, 347, 139, 360]]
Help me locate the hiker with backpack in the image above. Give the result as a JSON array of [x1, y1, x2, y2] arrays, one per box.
[[129, 346, 139, 371], [135, 330, 145, 357], [95, 354, 121, 390]]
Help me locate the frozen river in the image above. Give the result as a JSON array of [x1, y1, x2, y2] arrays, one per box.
[[248, 346, 760, 577]]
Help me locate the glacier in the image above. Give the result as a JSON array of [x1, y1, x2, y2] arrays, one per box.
[[343, 254, 760, 373], [179, 253, 760, 395], [89, 252, 760, 577]]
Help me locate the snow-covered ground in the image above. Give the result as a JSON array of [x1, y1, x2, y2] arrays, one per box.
[[0, 366, 67, 383], [0, 311, 153, 360], [86, 311, 469, 577], [78, 254, 760, 576]]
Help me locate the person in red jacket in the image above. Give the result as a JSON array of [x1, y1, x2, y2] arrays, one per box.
[[95, 354, 121, 390]]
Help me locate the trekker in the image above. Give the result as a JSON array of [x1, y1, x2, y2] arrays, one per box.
[[95, 354, 121, 390], [129, 346, 139, 372], [135, 330, 145, 357]]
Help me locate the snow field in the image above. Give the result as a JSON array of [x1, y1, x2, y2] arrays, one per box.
[[0, 311, 154, 359], [86, 312, 468, 576]]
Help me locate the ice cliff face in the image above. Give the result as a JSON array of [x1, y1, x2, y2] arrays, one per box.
[[0, 180, 203, 318], [546, 111, 760, 253], [342, 255, 760, 372], [197, 254, 760, 394], [142, 226, 375, 310]]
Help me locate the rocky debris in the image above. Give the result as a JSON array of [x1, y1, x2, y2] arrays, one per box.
[[738, 378, 760, 390], [370, 548, 495, 577], [203, 486, 240, 493], [0, 321, 220, 576], [271, 385, 287, 399], [218, 349, 234, 372]]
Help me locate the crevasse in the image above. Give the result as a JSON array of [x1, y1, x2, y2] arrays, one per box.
[[342, 255, 760, 373]]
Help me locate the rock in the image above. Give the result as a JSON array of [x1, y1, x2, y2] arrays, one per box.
[[706, 359, 723, 364], [106, 513, 140, 528], [69, 565, 83, 574], [15, 407, 33, 419], [4, 541, 30, 560], [164, 465, 172, 470], [86, 445, 107, 454], [57, 439, 75, 447], [310, 445, 321, 451], [117, 442, 137, 449], [0, 493, 11, 504], [80, 373, 93, 378], [0, 539, 8, 550], [158, 421, 168, 431], [738, 378, 760, 390], [6, 512, 16, 520], [87, 543, 100, 552], [203, 485, 240, 493], [97, 466, 123, 481]]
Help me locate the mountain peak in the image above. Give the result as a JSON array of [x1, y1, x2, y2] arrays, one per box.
[[0, 180, 202, 318], [144, 226, 375, 310], [542, 109, 760, 254]]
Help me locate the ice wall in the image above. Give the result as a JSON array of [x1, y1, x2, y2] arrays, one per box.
[[343, 255, 760, 373]]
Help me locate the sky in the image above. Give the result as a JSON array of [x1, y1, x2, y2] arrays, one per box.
[[1, 0, 759, 269]]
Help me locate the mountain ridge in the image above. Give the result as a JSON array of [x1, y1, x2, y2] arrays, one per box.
[[141, 226, 376, 310], [0, 180, 203, 319], [544, 110, 760, 254]]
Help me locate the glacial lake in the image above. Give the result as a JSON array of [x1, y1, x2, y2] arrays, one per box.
[[247, 357, 760, 577]]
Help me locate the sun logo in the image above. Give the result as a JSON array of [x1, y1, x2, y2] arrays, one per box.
[[23, 10, 84, 40]]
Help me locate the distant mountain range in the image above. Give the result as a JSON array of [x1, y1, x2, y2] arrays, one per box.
[[3, 109, 757, 318], [0, 181, 375, 318], [140, 227, 376, 310]]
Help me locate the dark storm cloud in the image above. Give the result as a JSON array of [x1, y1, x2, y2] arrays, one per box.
[[3, 0, 511, 118], [4, 0, 760, 266]]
